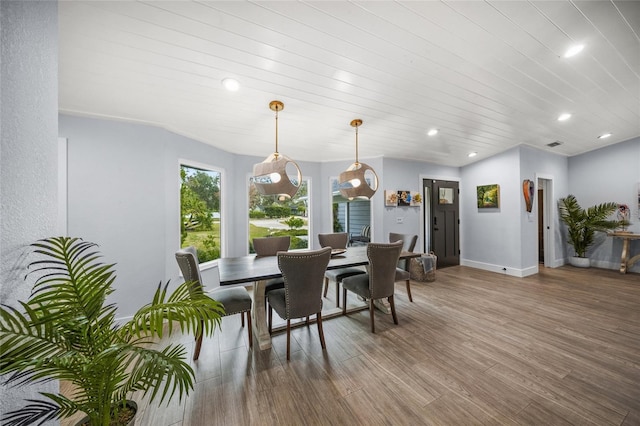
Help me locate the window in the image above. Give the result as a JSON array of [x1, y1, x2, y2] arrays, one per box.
[[180, 163, 222, 263], [248, 179, 309, 253], [331, 178, 371, 245]]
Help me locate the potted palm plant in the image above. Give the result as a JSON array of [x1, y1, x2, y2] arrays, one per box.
[[558, 195, 627, 267], [0, 237, 225, 425]]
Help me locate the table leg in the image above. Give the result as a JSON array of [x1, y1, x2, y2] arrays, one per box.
[[620, 239, 630, 274], [251, 279, 272, 350]]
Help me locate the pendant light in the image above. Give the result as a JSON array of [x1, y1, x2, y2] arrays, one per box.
[[251, 100, 302, 198], [339, 119, 378, 199]]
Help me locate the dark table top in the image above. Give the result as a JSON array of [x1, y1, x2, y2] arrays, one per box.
[[218, 246, 420, 285]]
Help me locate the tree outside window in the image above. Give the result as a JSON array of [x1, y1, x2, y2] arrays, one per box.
[[180, 164, 222, 263]]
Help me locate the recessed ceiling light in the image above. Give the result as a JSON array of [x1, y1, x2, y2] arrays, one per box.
[[221, 78, 239, 91], [598, 133, 612, 139], [563, 44, 584, 58], [557, 113, 572, 121], [427, 129, 438, 136], [468, 152, 477, 158]]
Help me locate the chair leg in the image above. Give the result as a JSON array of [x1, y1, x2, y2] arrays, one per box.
[[268, 306, 273, 334], [369, 299, 375, 333], [246, 311, 253, 348], [193, 320, 204, 361], [241, 310, 245, 327], [317, 311, 326, 350], [335, 280, 340, 308], [406, 279, 413, 302], [342, 288, 348, 315], [286, 319, 291, 361], [389, 295, 398, 325], [323, 278, 329, 297]]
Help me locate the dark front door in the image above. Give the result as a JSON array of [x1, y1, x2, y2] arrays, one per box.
[[428, 180, 460, 268]]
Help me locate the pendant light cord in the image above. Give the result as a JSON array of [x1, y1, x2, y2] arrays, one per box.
[[274, 108, 279, 159], [354, 124, 359, 165]]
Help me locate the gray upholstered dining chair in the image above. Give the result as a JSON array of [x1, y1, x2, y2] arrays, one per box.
[[318, 232, 366, 307], [389, 232, 418, 302], [341, 240, 403, 333], [175, 246, 252, 359], [267, 247, 332, 360], [252, 236, 291, 296]]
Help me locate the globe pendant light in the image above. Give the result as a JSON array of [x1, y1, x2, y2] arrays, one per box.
[[251, 100, 302, 198], [339, 119, 378, 199]]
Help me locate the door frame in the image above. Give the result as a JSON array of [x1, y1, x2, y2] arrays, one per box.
[[536, 174, 556, 268], [419, 174, 461, 254]]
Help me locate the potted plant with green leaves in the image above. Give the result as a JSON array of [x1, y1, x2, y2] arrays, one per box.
[[558, 195, 628, 267], [0, 237, 224, 425]]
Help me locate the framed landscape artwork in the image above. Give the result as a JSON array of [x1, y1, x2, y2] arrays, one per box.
[[477, 184, 500, 208]]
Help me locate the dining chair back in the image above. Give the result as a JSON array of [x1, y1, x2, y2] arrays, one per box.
[[252, 236, 291, 296], [318, 232, 366, 307], [267, 247, 332, 360], [341, 240, 403, 332], [175, 246, 252, 359], [253, 236, 291, 256], [389, 232, 418, 302]]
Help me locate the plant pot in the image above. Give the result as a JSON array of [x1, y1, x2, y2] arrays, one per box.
[[569, 256, 590, 268], [75, 400, 137, 426]]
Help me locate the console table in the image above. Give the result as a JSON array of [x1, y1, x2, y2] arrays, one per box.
[[609, 232, 640, 274]]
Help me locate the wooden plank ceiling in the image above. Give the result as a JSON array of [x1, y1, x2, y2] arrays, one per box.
[[58, 1, 640, 167]]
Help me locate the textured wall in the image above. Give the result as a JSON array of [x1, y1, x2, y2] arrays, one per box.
[[0, 1, 59, 422]]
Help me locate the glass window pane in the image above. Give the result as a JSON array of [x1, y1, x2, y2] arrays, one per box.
[[180, 164, 222, 263], [249, 180, 309, 253]]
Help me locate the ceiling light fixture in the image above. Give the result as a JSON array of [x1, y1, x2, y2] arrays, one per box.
[[427, 129, 438, 136], [598, 133, 612, 139], [251, 100, 301, 198], [557, 113, 572, 121], [468, 152, 477, 158], [563, 44, 584, 58], [221, 78, 239, 91], [338, 119, 378, 199]]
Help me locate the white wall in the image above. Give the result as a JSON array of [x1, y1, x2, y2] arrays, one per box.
[[568, 137, 640, 272], [460, 147, 524, 275], [519, 145, 569, 271], [382, 158, 460, 251], [0, 1, 59, 422]]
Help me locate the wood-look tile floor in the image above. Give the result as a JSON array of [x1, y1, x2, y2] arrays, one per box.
[[65, 265, 640, 426]]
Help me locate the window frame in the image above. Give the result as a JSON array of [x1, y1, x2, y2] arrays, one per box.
[[179, 159, 225, 269], [247, 176, 312, 254]]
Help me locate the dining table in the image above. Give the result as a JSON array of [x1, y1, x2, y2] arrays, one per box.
[[217, 245, 420, 350]]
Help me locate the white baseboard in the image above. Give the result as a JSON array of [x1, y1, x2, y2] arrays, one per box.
[[460, 259, 537, 278]]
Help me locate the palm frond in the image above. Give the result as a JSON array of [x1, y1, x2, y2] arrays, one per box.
[[2, 237, 224, 425]]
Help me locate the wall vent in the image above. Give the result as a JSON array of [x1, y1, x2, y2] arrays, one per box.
[[546, 141, 562, 147]]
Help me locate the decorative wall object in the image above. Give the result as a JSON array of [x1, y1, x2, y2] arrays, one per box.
[[522, 179, 535, 212], [397, 190, 411, 206], [385, 190, 421, 207], [477, 184, 500, 208], [385, 190, 398, 207]]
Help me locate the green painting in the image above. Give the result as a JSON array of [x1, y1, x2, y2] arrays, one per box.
[[477, 184, 500, 208]]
